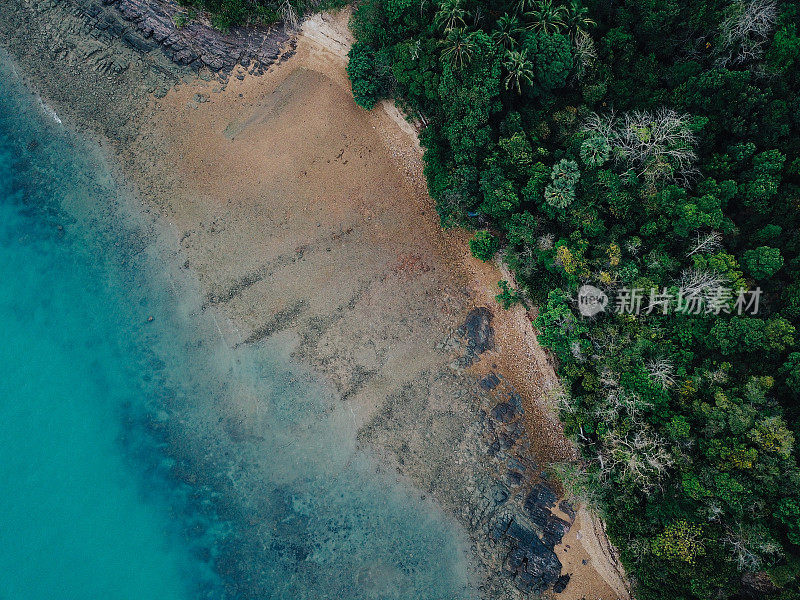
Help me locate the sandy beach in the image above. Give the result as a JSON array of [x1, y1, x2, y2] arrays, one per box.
[[0, 2, 628, 598]]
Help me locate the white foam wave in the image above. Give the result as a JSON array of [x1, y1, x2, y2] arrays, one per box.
[[37, 97, 62, 124]]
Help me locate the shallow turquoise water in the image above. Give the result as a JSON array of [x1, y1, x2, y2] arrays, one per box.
[[0, 52, 473, 600], [0, 57, 221, 599]]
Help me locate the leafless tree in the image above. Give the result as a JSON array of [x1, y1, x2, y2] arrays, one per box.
[[471, 4, 484, 28], [687, 231, 723, 257], [708, 367, 729, 385], [279, 0, 300, 31], [723, 524, 783, 571], [583, 110, 616, 142], [583, 109, 698, 184], [615, 109, 698, 183], [537, 232, 555, 250], [546, 382, 576, 414], [624, 537, 652, 564], [678, 267, 728, 297], [573, 30, 597, 80], [596, 427, 674, 492], [593, 386, 652, 426], [599, 367, 620, 389], [646, 357, 676, 389], [619, 391, 653, 425], [718, 0, 778, 66], [593, 394, 621, 423], [625, 237, 642, 256]]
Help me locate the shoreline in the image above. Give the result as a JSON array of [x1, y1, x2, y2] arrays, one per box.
[[0, 2, 628, 598]]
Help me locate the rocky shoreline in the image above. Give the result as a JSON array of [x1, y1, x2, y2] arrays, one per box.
[[445, 309, 575, 596], [110, 0, 292, 74], [0, 0, 292, 143]]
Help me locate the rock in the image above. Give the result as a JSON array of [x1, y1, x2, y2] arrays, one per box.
[[524, 483, 561, 529], [558, 499, 576, 520], [491, 401, 518, 423], [506, 470, 524, 486], [542, 515, 571, 548], [491, 481, 510, 505], [504, 520, 562, 593], [121, 28, 156, 53], [109, 0, 291, 74], [525, 484, 557, 513], [553, 574, 570, 593], [463, 307, 494, 354], [479, 372, 501, 390]]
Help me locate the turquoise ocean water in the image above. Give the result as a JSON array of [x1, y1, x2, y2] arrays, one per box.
[[0, 51, 472, 600]]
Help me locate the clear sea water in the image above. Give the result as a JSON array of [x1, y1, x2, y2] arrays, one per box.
[[0, 51, 473, 600]]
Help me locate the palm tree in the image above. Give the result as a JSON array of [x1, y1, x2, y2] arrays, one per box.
[[564, 0, 596, 37], [492, 14, 524, 50], [503, 48, 535, 94], [524, 0, 567, 34], [442, 27, 477, 69], [435, 0, 467, 32]]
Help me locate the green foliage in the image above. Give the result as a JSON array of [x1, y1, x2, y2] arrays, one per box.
[[496, 280, 524, 309], [177, 0, 315, 29], [534, 290, 586, 361], [544, 158, 580, 208], [502, 48, 535, 94], [776, 498, 800, 545], [580, 136, 610, 167], [469, 230, 499, 262], [346, 0, 800, 597], [347, 42, 383, 109], [742, 246, 784, 280], [173, 9, 195, 28], [651, 521, 705, 564], [522, 31, 573, 93]]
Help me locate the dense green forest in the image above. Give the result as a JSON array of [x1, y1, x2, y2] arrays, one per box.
[[345, 0, 800, 598]]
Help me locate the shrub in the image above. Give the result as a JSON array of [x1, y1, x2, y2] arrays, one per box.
[[347, 42, 382, 109], [470, 230, 499, 262], [496, 280, 523, 308]]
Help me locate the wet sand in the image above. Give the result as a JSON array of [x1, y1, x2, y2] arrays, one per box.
[[0, 3, 628, 598]]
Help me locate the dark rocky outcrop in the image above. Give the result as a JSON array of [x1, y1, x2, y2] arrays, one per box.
[[10, 0, 291, 80], [553, 573, 571, 594], [450, 307, 496, 370], [463, 306, 495, 354], [108, 0, 292, 74], [465, 370, 575, 596]]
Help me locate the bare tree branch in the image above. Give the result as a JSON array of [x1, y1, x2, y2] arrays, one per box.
[[717, 0, 777, 66], [687, 231, 723, 257], [583, 109, 698, 184]]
